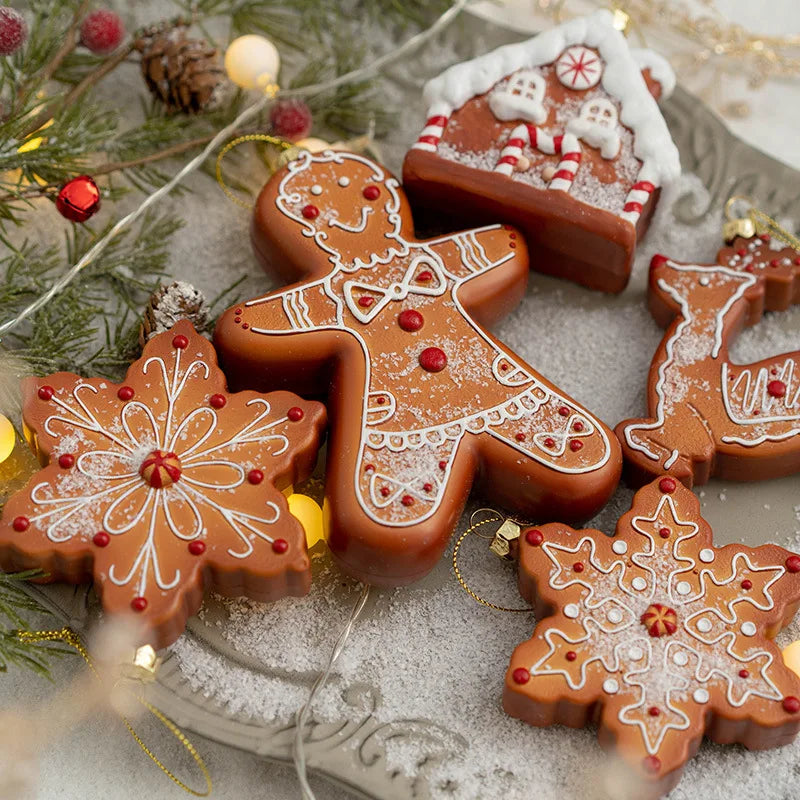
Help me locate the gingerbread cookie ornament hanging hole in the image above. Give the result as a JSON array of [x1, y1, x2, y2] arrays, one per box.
[[215, 149, 622, 587]]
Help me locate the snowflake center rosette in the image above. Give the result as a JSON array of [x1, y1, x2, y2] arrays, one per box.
[[506, 479, 800, 796], [0, 321, 326, 648]]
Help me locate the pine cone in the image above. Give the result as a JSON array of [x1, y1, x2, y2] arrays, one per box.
[[135, 26, 224, 113], [140, 281, 209, 348]]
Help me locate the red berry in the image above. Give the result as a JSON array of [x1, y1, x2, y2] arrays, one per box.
[[209, 393, 226, 409], [56, 176, 100, 223], [80, 9, 124, 54], [0, 7, 27, 56], [272, 539, 288, 554], [525, 529, 544, 546], [287, 406, 304, 422], [38, 385, 55, 400], [131, 596, 148, 612], [12, 516, 29, 532], [419, 347, 447, 373], [93, 531, 110, 547], [363, 185, 380, 200], [511, 667, 530, 684], [58, 453, 75, 469], [188, 540, 206, 556], [269, 99, 313, 142], [786, 555, 800, 573], [172, 334, 188, 349], [117, 386, 134, 401], [659, 477, 677, 493], [783, 696, 800, 714], [248, 469, 264, 485], [398, 309, 424, 332]]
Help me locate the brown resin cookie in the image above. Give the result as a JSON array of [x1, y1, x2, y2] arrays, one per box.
[[616, 249, 800, 487], [214, 149, 622, 587], [505, 477, 800, 799], [0, 321, 326, 648], [402, 9, 680, 294]]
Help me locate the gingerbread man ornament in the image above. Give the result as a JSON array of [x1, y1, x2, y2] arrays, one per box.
[[215, 151, 621, 585]]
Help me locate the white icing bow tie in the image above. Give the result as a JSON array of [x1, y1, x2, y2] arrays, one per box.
[[343, 256, 447, 323]]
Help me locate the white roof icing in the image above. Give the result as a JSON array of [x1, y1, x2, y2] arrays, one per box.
[[422, 10, 680, 187]]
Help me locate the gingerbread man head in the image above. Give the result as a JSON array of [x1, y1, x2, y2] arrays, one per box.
[[264, 150, 415, 274]]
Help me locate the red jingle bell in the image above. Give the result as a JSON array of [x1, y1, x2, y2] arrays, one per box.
[[56, 175, 101, 223]]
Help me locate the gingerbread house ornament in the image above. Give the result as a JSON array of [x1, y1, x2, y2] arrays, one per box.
[[402, 10, 681, 293]]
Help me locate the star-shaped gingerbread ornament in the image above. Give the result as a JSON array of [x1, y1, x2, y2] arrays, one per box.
[[505, 477, 800, 798], [214, 150, 621, 586], [0, 321, 326, 648]]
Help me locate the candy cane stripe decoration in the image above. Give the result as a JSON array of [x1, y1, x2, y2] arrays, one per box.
[[495, 124, 582, 192], [621, 174, 657, 223], [411, 103, 451, 152]]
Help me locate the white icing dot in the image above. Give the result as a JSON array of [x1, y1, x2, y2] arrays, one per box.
[[741, 621, 757, 637], [628, 646, 644, 661], [607, 609, 623, 624], [696, 618, 712, 633], [603, 679, 619, 695], [612, 540, 627, 555], [699, 548, 715, 563], [699, 276, 710, 286], [673, 651, 689, 666], [310, 184, 322, 195], [676, 581, 691, 596], [564, 603, 579, 619], [338, 176, 350, 187], [693, 688, 709, 704], [631, 577, 646, 591]]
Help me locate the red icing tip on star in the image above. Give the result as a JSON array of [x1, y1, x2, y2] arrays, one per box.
[[117, 386, 134, 401], [783, 696, 800, 714], [569, 440, 583, 452], [209, 393, 226, 409], [172, 334, 189, 349], [768, 379, 787, 398], [363, 185, 380, 200], [565, 651, 577, 662], [786, 555, 800, 573], [419, 347, 447, 372], [131, 597, 148, 612], [302, 204, 319, 219], [512, 667, 530, 684], [58, 453, 75, 469], [364, 463, 375, 472], [659, 477, 677, 493], [525, 529, 544, 546], [398, 309, 424, 332], [401, 494, 415, 507], [13, 516, 30, 532], [38, 386, 55, 401], [741, 579, 752, 590], [188, 540, 206, 556], [643, 756, 661, 774], [248, 469, 264, 485], [272, 539, 289, 554], [287, 406, 304, 421], [650, 254, 669, 270], [93, 531, 110, 547]]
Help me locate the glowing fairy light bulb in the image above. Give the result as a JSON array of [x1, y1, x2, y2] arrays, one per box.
[[783, 640, 800, 678], [287, 493, 324, 549], [224, 35, 280, 91], [0, 414, 15, 463]]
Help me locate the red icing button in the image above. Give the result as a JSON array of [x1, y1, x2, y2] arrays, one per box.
[[786, 555, 800, 573], [558, 406, 570, 416], [515, 432, 525, 442], [438, 460, 447, 470], [648, 707, 660, 717], [738, 669, 749, 678], [569, 440, 583, 452], [131, 597, 148, 612], [526, 529, 544, 546], [302, 204, 319, 219], [209, 393, 226, 409], [272, 539, 289, 554], [248, 469, 264, 485], [363, 185, 380, 200], [423, 483, 433, 492], [38, 385, 55, 400], [659, 527, 670, 539], [659, 477, 677, 493], [358, 296, 374, 307], [365, 463, 375, 472], [172, 334, 188, 349], [737, 248, 747, 257], [544, 437, 556, 448], [380, 486, 390, 497], [401, 494, 415, 506], [783, 696, 800, 713], [140, 450, 181, 488], [398, 309, 424, 332], [58, 453, 75, 469], [12, 516, 29, 532], [93, 531, 110, 547], [768, 379, 787, 398], [643, 756, 661, 774], [565, 651, 577, 662], [417, 270, 433, 283], [641, 603, 678, 637], [573, 562, 584, 573], [117, 386, 134, 401], [419, 347, 447, 372], [287, 406, 304, 422], [573, 421, 584, 432], [188, 540, 206, 556], [741, 579, 753, 590], [512, 667, 530, 684]]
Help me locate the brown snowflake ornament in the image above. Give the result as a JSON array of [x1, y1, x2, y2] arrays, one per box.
[[0, 321, 326, 648], [505, 477, 800, 799]]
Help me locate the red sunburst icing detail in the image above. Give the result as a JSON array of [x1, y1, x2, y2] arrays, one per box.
[[556, 46, 602, 90], [139, 450, 182, 488], [641, 603, 678, 637]]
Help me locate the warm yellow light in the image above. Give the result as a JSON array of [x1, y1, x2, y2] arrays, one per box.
[[295, 137, 331, 154], [224, 35, 281, 90], [783, 640, 800, 678], [0, 414, 16, 463], [17, 136, 44, 154], [287, 493, 324, 550]]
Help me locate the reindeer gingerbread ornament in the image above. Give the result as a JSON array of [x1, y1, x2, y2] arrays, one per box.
[[617, 237, 800, 487], [215, 151, 622, 586]]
